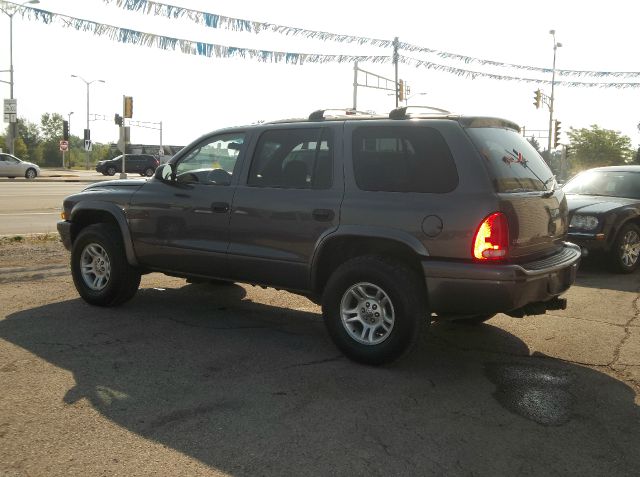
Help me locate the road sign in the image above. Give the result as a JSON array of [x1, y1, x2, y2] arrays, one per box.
[[3, 98, 17, 114], [84, 140, 92, 152], [59, 140, 69, 152], [3, 113, 17, 123]]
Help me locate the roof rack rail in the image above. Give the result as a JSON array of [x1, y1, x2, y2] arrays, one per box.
[[389, 105, 452, 120], [308, 108, 373, 121]]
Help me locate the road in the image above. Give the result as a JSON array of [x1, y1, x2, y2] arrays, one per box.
[[0, 255, 639, 476], [0, 182, 89, 235]]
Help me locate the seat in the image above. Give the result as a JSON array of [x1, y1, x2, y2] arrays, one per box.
[[282, 160, 308, 188]]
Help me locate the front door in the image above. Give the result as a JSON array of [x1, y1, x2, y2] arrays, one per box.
[[228, 125, 343, 291], [128, 132, 247, 277]]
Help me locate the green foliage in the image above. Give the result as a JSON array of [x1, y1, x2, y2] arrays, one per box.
[[527, 136, 541, 153], [40, 113, 65, 142], [13, 137, 27, 158], [567, 125, 633, 170]]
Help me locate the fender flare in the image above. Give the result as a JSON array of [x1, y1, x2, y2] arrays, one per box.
[[70, 200, 139, 267]]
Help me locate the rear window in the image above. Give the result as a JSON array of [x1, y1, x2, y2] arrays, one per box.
[[465, 127, 554, 193], [352, 126, 458, 193]]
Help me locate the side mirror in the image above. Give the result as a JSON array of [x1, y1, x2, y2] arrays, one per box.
[[154, 163, 175, 181]]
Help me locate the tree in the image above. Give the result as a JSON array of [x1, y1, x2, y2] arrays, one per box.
[[527, 136, 541, 153], [567, 125, 633, 169], [40, 113, 64, 142]]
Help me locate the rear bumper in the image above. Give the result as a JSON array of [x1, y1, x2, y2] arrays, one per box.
[[423, 242, 581, 315]]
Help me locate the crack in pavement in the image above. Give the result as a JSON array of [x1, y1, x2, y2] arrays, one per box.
[[609, 290, 640, 368]]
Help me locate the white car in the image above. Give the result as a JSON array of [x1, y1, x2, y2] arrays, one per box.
[[0, 153, 41, 179]]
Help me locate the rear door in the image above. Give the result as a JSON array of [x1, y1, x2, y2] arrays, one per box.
[[463, 122, 566, 260], [227, 124, 342, 290]]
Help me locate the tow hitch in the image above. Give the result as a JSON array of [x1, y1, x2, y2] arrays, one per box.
[[506, 296, 567, 318]]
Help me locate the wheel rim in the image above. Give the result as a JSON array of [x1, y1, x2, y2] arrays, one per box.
[[108, 168, 115, 175], [26, 169, 35, 179], [80, 243, 111, 291], [340, 282, 395, 345], [620, 230, 640, 267], [145, 168, 153, 177]]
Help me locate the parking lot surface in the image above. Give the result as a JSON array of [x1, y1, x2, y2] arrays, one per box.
[[1, 260, 639, 476]]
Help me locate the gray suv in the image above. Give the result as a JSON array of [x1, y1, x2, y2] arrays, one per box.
[[58, 107, 581, 365]]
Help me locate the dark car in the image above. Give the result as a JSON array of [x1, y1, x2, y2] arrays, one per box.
[[58, 107, 580, 365], [564, 165, 640, 273], [96, 154, 159, 176]]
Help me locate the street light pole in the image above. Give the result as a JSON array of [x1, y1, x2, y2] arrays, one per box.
[[71, 75, 105, 169], [547, 30, 562, 155], [0, 0, 40, 155]]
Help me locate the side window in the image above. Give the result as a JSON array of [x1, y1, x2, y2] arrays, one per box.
[[352, 126, 458, 193], [176, 133, 245, 185], [248, 128, 333, 189]]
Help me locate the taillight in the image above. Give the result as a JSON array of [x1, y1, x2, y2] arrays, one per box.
[[472, 212, 509, 261]]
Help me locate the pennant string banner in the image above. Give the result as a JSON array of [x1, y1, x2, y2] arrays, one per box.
[[5, 2, 640, 88], [400, 55, 640, 88], [99, 0, 640, 79], [10, 3, 391, 64]]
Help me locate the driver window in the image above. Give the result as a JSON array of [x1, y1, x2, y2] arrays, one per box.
[[176, 133, 245, 185]]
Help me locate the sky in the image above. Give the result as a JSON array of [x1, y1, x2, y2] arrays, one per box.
[[1, 0, 640, 151]]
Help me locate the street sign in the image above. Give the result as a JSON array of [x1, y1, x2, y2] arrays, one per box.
[[3, 113, 17, 123], [3, 99, 17, 114], [59, 140, 69, 152], [84, 140, 92, 152]]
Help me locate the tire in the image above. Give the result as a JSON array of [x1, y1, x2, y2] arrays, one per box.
[[611, 223, 640, 273], [71, 223, 141, 306], [106, 167, 116, 176], [144, 167, 155, 177], [25, 168, 37, 179], [322, 256, 427, 365]]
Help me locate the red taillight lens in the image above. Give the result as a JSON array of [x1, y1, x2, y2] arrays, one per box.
[[472, 212, 509, 261]]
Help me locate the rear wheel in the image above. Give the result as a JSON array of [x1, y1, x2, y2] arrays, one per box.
[[322, 256, 427, 365], [25, 168, 37, 179], [71, 223, 141, 306], [611, 223, 640, 273], [144, 167, 155, 177]]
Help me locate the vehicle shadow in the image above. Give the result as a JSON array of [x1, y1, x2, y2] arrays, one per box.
[[1, 282, 639, 476], [575, 254, 640, 292]]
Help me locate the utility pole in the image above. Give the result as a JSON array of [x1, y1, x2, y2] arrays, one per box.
[[393, 37, 400, 108], [353, 61, 358, 110], [547, 30, 562, 154]]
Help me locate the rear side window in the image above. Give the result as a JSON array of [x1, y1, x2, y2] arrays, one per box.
[[248, 128, 333, 189], [465, 127, 554, 193], [352, 126, 458, 193]]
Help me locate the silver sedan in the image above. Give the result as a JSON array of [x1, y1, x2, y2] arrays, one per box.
[[0, 153, 41, 179]]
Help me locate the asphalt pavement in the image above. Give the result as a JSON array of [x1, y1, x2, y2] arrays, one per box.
[[0, 259, 639, 476]]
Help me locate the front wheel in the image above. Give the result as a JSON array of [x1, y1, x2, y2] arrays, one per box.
[[322, 256, 427, 365], [611, 223, 640, 273], [25, 168, 37, 179], [106, 167, 116, 176], [71, 223, 141, 306]]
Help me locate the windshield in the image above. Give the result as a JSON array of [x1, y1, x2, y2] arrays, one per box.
[[465, 127, 554, 193], [563, 170, 640, 199]]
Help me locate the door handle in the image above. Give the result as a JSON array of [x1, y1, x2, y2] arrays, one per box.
[[211, 202, 230, 213], [312, 209, 334, 221]]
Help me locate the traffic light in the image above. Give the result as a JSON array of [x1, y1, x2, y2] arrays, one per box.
[[533, 89, 542, 109], [398, 80, 405, 102], [114, 113, 123, 126], [62, 120, 69, 140], [554, 119, 562, 148], [123, 96, 133, 118]]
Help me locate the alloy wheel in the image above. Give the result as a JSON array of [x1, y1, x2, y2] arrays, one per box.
[[340, 282, 395, 345]]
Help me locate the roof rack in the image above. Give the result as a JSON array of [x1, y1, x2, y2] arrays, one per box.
[[389, 105, 452, 120], [308, 108, 374, 121]]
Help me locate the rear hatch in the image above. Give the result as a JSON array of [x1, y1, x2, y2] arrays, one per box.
[[463, 119, 567, 261]]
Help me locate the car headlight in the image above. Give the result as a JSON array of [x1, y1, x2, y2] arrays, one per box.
[[570, 214, 599, 230]]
